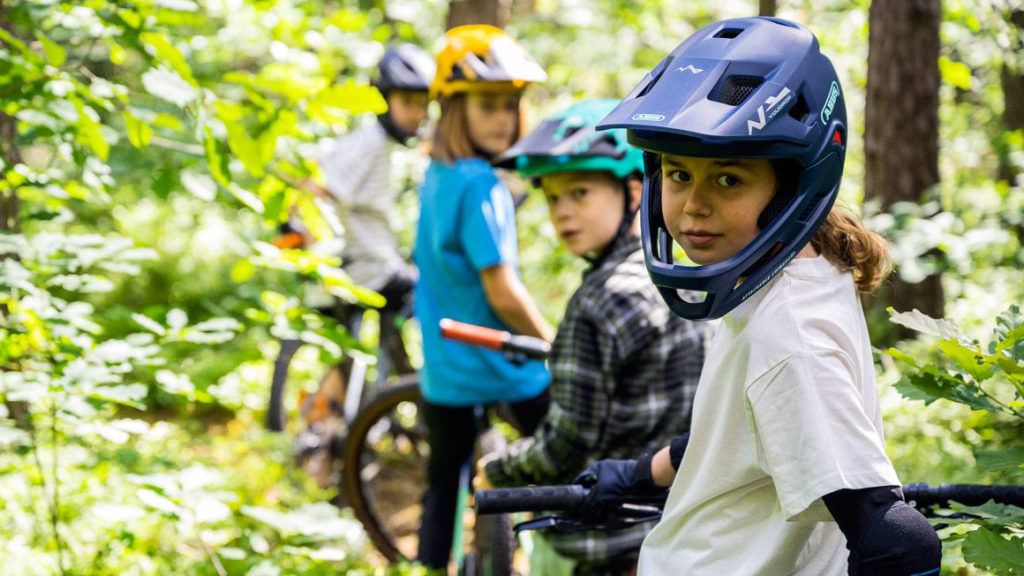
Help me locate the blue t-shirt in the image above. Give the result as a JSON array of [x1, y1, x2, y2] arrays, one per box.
[[413, 158, 550, 406]]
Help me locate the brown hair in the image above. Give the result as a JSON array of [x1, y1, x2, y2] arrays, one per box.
[[429, 93, 526, 164], [811, 204, 891, 293]]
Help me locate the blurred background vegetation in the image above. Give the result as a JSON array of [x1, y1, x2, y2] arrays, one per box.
[[1, 0, 1021, 574]]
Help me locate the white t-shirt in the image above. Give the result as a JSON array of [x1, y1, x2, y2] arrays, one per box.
[[317, 120, 419, 290], [638, 256, 900, 576]]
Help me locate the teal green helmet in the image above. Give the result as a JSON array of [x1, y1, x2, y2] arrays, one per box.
[[494, 99, 644, 179]]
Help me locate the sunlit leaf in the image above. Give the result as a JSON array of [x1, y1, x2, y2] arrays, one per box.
[[89, 384, 149, 408], [166, 308, 188, 331], [139, 32, 196, 85], [181, 171, 217, 201], [939, 56, 972, 90], [142, 67, 198, 107], [132, 313, 166, 336], [35, 32, 67, 67], [889, 308, 972, 345], [123, 111, 152, 148]]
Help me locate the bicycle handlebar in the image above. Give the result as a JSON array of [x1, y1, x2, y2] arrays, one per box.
[[439, 319, 551, 360], [903, 483, 1024, 508], [476, 482, 1024, 516]]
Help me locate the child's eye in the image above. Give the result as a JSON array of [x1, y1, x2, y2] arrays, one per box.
[[570, 187, 588, 200], [544, 194, 558, 206], [666, 170, 691, 183], [716, 174, 740, 187]]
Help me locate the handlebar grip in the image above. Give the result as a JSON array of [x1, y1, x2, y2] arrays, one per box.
[[440, 319, 509, 352], [272, 231, 304, 250], [476, 485, 587, 515], [903, 483, 1024, 508], [507, 335, 551, 360]]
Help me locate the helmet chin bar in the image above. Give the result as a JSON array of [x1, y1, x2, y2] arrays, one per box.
[[640, 151, 843, 321]]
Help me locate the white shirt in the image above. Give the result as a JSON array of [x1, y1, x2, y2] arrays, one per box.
[[639, 256, 900, 576], [317, 120, 419, 290]]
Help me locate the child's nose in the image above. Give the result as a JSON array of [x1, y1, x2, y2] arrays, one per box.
[[683, 183, 712, 217]]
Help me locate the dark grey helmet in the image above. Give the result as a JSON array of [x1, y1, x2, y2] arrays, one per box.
[[374, 43, 435, 94]]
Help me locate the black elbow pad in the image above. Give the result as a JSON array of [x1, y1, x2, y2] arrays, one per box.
[[825, 486, 942, 576]]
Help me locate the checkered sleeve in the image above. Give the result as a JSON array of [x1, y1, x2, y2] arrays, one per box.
[[485, 304, 613, 487]]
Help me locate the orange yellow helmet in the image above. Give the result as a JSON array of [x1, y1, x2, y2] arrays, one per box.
[[431, 25, 547, 98]]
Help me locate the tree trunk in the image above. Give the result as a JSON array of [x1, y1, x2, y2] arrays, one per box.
[[759, 0, 778, 17], [998, 10, 1024, 184], [446, 0, 511, 29], [863, 0, 943, 334], [0, 0, 20, 234]]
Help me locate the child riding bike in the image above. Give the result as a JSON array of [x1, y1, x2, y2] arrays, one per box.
[[579, 16, 942, 576], [477, 99, 707, 576], [290, 43, 434, 482], [413, 25, 554, 571]]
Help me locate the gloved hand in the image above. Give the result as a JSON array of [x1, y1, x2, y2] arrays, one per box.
[[573, 454, 663, 520]]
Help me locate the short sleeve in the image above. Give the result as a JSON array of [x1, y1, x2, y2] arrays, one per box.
[[747, 349, 900, 521], [458, 175, 517, 271]]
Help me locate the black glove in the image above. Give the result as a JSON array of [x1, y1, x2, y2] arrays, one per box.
[[573, 454, 663, 520]]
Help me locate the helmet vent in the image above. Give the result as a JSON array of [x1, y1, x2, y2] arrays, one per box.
[[715, 75, 764, 106], [788, 93, 810, 123], [714, 28, 744, 39]]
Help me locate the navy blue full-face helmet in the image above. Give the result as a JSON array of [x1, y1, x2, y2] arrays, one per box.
[[597, 17, 847, 321]]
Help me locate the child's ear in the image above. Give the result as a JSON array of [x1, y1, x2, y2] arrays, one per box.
[[627, 178, 643, 213]]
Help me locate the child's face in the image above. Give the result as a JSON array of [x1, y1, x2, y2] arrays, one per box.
[[386, 90, 429, 135], [465, 91, 521, 156], [540, 171, 626, 258], [660, 154, 777, 265]]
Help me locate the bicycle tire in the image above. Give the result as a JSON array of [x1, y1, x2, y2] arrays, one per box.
[[468, 512, 515, 576], [266, 339, 302, 431], [341, 377, 428, 562], [467, 427, 515, 576]]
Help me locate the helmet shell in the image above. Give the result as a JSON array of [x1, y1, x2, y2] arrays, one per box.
[[494, 99, 644, 179], [375, 43, 436, 94], [431, 25, 547, 97], [597, 17, 847, 320]]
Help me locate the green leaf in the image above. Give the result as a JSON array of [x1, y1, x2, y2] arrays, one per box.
[[203, 127, 231, 188], [139, 32, 196, 85], [962, 527, 1024, 574], [888, 308, 972, 345], [74, 103, 110, 161], [35, 32, 67, 67], [181, 171, 217, 201], [937, 339, 995, 383], [892, 370, 1001, 412], [976, 448, 1024, 478], [132, 313, 166, 336], [939, 56, 972, 91], [123, 111, 152, 148], [993, 305, 1024, 363], [89, 384, 149, 408], [141, 67, 198, 107]]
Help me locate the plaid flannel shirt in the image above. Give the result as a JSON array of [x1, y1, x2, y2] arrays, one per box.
[[484, 233, 707, 565]]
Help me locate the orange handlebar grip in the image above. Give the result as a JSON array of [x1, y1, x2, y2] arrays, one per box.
[[272, 232, 305, 250], [439, 319, 510, 351]]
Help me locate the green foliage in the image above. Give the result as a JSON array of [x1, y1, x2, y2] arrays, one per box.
[[886, 307, 1024, 574]]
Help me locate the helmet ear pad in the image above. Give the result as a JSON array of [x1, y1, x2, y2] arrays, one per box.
[[757, 159, 801, 230], [641, 152, 670, 263]]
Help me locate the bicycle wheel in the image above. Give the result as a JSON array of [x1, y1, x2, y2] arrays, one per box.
[[342, 376, 428, 562]]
